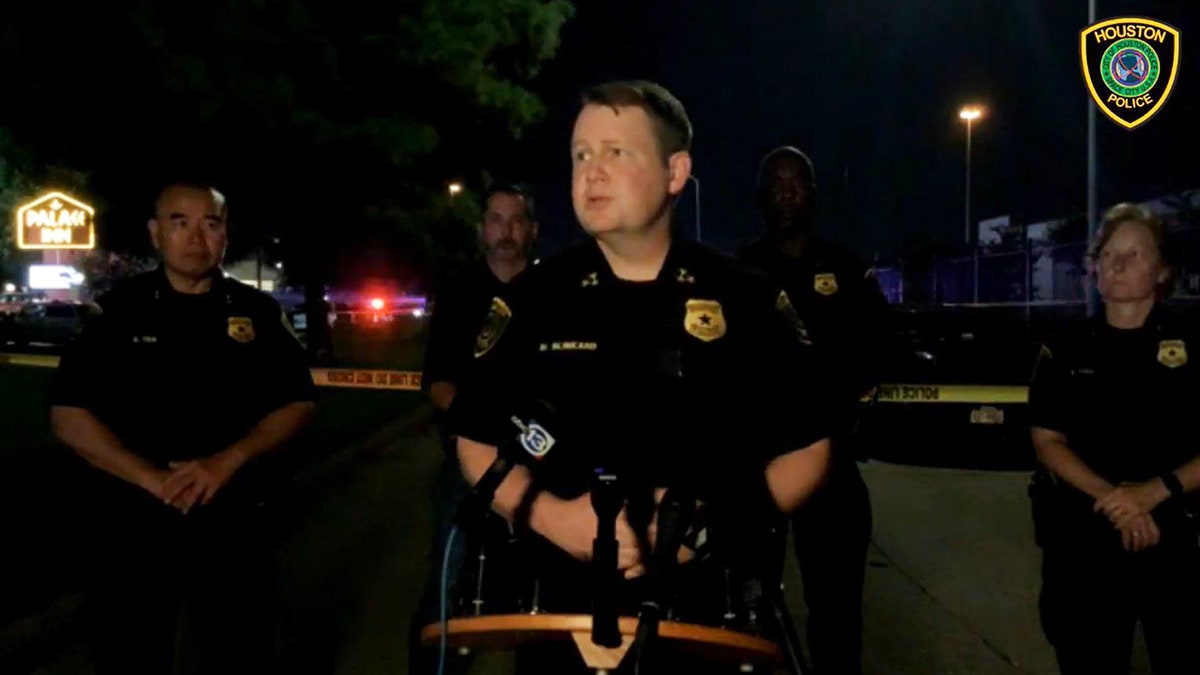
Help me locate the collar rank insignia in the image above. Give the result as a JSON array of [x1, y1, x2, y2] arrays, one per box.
[[1157, 339, 1186, 368], [684, 299, 726, 342], [814, 273, 838, 296], [581, 272, 599, 288], [676, 268, 695, 284], [228, 317, 255, 343], [474, 297, 513, 358]]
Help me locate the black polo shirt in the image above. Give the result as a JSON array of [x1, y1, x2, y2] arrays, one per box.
[[739, 236, 891, 418], [451, 238, 828, 503], [50, 267, 315, 465], [1029, 307, 1200, 486]]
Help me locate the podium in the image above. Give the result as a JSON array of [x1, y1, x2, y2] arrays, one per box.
[[421, 614, 782, 671]]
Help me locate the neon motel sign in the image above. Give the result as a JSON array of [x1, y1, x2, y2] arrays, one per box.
[[16, 191, 96, 250]]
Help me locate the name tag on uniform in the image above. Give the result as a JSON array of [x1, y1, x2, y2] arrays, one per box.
[[132, 335, 158, 344], [539, 341, 598, 352]]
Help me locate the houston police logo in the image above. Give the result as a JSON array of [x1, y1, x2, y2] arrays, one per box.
[[1081, 17, 1180, 130]]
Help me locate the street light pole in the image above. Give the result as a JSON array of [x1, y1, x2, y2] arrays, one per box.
[[1086, 0, 1098, 317], [958, 106, 983, 244], [965, 116, 973, 245], [959, 105, 984, 305]]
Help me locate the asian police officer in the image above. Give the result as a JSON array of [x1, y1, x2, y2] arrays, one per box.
[[49, 181, 315, 675]]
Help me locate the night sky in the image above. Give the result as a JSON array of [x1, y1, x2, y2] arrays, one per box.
[[3, 1, 1197, 278], [513, 0, 1199, 260]]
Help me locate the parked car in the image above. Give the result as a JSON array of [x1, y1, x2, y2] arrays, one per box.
[[0, 292, 47, 316], [3, 301, 102, 348]]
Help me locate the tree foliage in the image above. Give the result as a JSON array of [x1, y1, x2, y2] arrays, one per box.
[[0, 0, 573, 284]]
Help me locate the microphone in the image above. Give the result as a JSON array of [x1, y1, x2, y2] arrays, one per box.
[[629, 485, 696, 673], [590, 467, 624, 648]]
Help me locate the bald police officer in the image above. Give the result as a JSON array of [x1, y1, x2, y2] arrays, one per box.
[[50, 181, 315, 675]]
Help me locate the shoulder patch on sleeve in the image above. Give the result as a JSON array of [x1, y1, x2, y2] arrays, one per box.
[[775, 290, 813, 346], [279, 308, 301, 341], [474, 296, 513, 358]]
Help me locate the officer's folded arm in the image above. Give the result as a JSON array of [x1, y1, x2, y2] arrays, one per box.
[[1032, 425, 1169, 552], [53, 401, 314, 511], [457, 435, 640, 570], [51, 405, 168, 499], [764, 437, 832, 515], [427, 381, 457, 413], [163, 401, 315, 512], [220, 401, 315, 469], [1030, 426, 1114, 500]]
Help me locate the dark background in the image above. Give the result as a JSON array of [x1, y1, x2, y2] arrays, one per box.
[[514, 0, 1198, 260]]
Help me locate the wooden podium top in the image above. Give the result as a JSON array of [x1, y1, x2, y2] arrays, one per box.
[[421, 614, 782, 670]]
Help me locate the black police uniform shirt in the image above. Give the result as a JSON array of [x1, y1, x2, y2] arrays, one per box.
[[50, 267, 316, 466], [422, 258, 518, 400], [739, 236, 890, 417], [451, 237, 828, 504], [1030, 307, 1200, 489]]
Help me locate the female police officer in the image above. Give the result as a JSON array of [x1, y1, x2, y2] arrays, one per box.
[[1029, 203, 1200, 674]]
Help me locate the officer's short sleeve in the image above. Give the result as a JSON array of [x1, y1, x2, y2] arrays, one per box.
[[421, 283, 466, 391], [448, 284, 535, 447], [255, 304, 316, 410], [1028, 339, 1069, 434], [48, 309, 115, 411], [750, 284, 832, 459]]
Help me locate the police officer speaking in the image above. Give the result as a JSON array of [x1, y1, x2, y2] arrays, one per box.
[[739, 146, 886, 675], [49, 181, 316, 675], [448, 81, 832, 672]]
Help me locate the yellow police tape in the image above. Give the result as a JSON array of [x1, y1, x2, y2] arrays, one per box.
[[0, 353, 423, 391], [868, 383, 1029, 404], [309, 368, 422, 391], [4, 353, 1026, 400], [0, 353, 61, 368]]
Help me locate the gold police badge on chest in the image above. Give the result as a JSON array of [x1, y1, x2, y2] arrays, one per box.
[[814, 273, 838, 296], [1157, 339, 1187, 368], [684, 299, 726, 342], [474, 297, 512, 358], [228, 317, 255, 343]]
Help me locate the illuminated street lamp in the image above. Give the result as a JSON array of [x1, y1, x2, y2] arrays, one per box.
[[958, 106, 984, 245], [447, 182, 463, 197]]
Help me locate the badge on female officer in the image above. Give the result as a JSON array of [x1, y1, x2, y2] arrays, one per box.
[[1028, 202, 1200, 675]]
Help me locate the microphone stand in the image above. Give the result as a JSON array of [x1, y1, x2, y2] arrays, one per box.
[[590, 467, 624, 648], [628, 486, 694, 674]]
